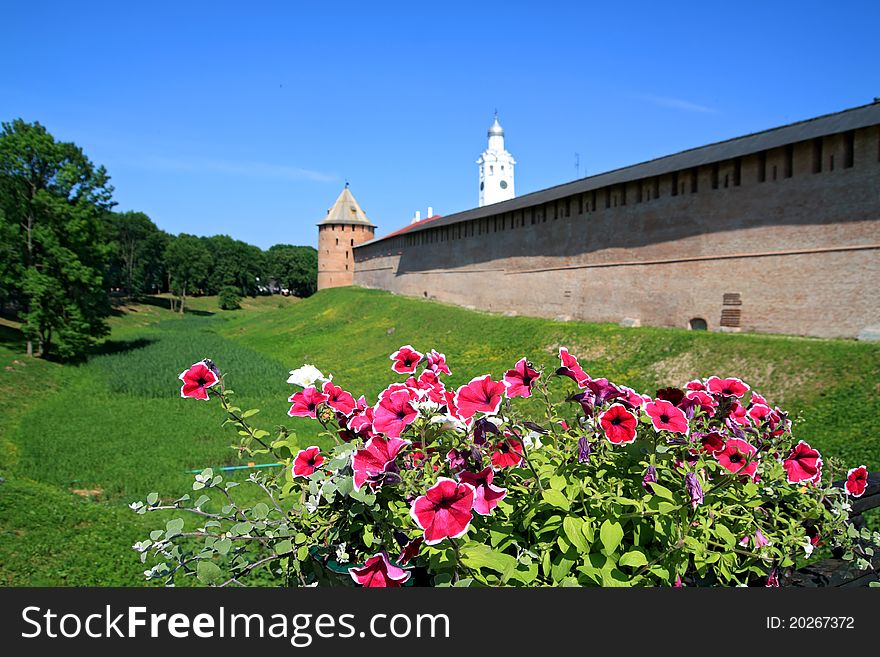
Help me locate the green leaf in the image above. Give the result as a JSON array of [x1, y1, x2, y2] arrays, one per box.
[[461, 544, 517, 575], [549, 475, 567, 491], [618, 550, 649, 568], [214, 538, 232, 555], [252, 503, 270, 520], [146, 492, 159, 505], [242, 409, 260, 418], [196, 560, 223, 584], [563, 516, 589, 552], [542, 489, 570, 511], [599, 519, 624, 556], [230, 522, 254, 536], [165, 518, 185, 537], [275, 539, 293, 555], [650, 483, 674, 501], [551, 555, 577, 582], [715, 524, 736, 547]]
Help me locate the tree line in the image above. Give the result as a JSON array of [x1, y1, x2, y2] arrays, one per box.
[[0, 119, 318, 360]]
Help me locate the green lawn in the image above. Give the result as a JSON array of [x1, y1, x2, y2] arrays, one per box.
[[0, 287, 877, 585]]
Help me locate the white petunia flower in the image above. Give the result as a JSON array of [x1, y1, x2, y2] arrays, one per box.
[[430, 414, 467, 433], [287, 364, 331, 388], [523, 431, 543, 451]]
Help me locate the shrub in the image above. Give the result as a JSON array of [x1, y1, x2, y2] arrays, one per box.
[[218, 286, 242, 311], [132, 348, 879, 587]]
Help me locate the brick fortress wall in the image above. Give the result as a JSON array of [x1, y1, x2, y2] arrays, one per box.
[[353, 126, 880, 338]]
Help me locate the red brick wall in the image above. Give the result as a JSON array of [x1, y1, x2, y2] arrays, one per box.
[[354, 126, 880, 338]]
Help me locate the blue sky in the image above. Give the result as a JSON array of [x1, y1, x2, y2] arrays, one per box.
[[2, 1, 878, 249]]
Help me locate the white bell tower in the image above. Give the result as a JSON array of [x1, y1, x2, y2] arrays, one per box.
[[477, 114, 516, 207]]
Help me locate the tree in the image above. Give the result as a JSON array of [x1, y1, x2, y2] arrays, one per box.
[[103, 211, 168, 297], [265, 244, 317, 297], [0, 119, 114, 359], [164, 234, 211, 313], [201, 235, 265, 297]]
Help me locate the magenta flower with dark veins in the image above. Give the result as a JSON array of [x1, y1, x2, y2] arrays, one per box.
[[292, 446, 324, 477], [349, 552, 410, 588], [410, 478, 475, 545], [503, 358, 541, 399], [373, 388, 419, 438], [845, 465, 869, 497], [287, 386, 329, 418], [352, 436, 409, 490], [178, 360, 220, 401], [390, 345, 423, 374], [425, 349, 451, 375], [458, 466, 507, 516]]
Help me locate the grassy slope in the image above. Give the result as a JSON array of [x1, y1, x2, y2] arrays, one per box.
[[0, 295, 299, 585], [220, 287, 880, 471], [0, 287, 877, 585]]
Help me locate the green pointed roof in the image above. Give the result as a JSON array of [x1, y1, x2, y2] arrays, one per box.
[[317, 186, 376, 227]]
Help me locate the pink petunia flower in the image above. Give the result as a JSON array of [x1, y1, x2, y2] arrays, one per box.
[[410, 478, 475, 545], [728, 401, 751, 427], [618, 386, 649, 409], [454, 375, 506, 419], [644, 399, 690, 436], [178, 360, 219, 400], [706, 376, 750, 398], [458, 466, 507, 515], [425, 349, 451, 376], [715, 438, 758, 479], [845, 465, 869, 497], [348, 404, 376, 440], [685, 379, 705, 392], [397, 536, 423, 565], [783, 441, 822, 485], [557, 347, 591, 387], [390, 345, 423, 374], [349, 552, 411, 588], [503, 358, 540, 399], [373, 389, 419, 438], [599, 403, 639, 445], [352, 436, 409, 490], [446, 449, 468, 473], [685, 390, 718, 416], [747, 403, 772, 425], [322, 381, 357, 416], [287, 386, 330, 418], [698, 432, 726, 455], [407, 370, 446, 403], [292, 446, 324, 477], [490, 437, 524, 469]]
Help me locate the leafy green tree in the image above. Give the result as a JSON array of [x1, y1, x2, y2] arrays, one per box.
[[103, 211, 169, 297], [164, 234, 211, 313], [265, 244, 317, 297], [0, 119, 114, 359], [218, 285, 242, 310], [202, 235, 265, 296]]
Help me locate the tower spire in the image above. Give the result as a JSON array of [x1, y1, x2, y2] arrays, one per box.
[[477, 114, 516, 207]]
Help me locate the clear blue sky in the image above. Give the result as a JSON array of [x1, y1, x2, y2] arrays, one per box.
[[3, 1, 878, 249]]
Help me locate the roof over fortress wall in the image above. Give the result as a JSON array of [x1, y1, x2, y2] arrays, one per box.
[[357, 101, 880, 247]]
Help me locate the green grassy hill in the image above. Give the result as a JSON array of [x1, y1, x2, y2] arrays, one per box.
[[0, 287, 877, 585]]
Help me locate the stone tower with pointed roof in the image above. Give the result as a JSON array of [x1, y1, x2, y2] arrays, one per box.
[[317, 185, 376, 290]]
